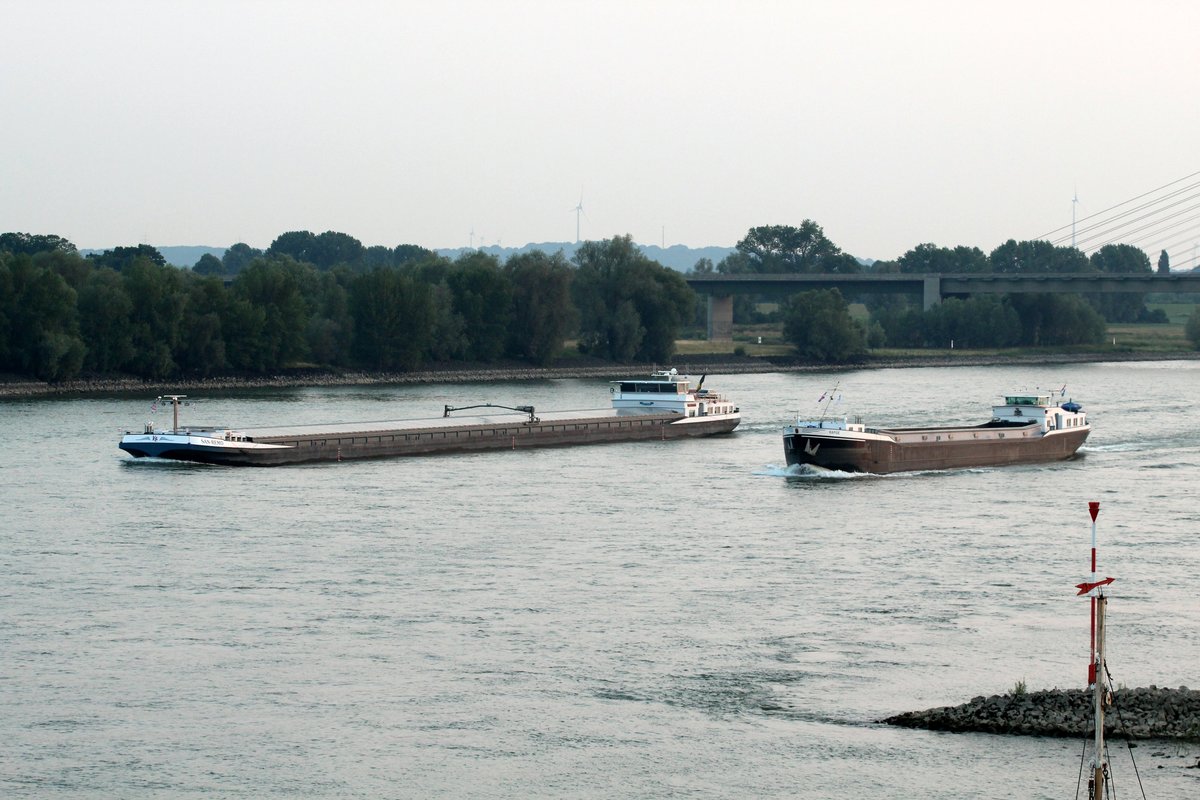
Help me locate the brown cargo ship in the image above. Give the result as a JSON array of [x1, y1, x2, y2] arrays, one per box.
[[782, 392, 1089, 474], [118, 369, 740, 466]]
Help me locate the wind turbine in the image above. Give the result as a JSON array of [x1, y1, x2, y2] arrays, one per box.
[[572, 193, 586, 243]]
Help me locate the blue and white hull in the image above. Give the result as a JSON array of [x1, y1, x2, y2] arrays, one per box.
[[118, 430, 293, 463]]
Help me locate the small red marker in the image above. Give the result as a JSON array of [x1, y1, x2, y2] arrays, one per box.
[[1076, 576, 1115, 596]]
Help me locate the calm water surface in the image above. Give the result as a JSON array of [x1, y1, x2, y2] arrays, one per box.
[[3, 362, 1199, 798]]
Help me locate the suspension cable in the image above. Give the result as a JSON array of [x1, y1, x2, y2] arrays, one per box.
[[1036, 169, 1200, 240]]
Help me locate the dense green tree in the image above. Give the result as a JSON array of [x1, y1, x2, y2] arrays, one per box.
[[309, 231, 364, 270], [606, 300, 645, 362], [394, 244, 435, 267], [446, 252, 513, 362], [988, 240, 1090, 273], [821, 252, 865, 273], [0, 232, 78, 256], [350, 268, 433, 370], [572, 235, 693, 362], [1007, 293, 1106, 346], [0, 254, 85, 380], [122, 258, 186, 378], [1158, 250, 1170, 274], [231, 257, 314, 369], [266, 231, 318, 264], [734, 221, 851, 273], [874, 296, 1022, 349], [176, 274, 232, 376], [781, 288, 866, 363], [897, 243, 988, 273], [88, 244, 167, 271], [689, 257, 715, 275], [305, 270, 354, 366], [222, 242, 262, 274], [267, 231, 365, 271], [425, 283, 467, 362], [871, 304, 924, 347], [504, 250, 575, 365], [715, 250, 751, 274], [0, 255, 12, 366], [77, 267, 134, 373], [633, 268, 696, 362], [726, 224, 857, 321], [220, 296, 269, 372], [922, 296, 1021, 348], [1185, 306, 1200, 349], [35, 249, 92, 291], [1089, 243, 1152, 322], [407, 252, 453, 285], [193, 253, 224, 276], [363, 245, 394, 269]]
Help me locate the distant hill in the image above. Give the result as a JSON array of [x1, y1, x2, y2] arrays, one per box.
[[81, 242, 737, 271], [435, 241, 736, 272], [79, 245, 226, 268], [159, 246, 226, 267]]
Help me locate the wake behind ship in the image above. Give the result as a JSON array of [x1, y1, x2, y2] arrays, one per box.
[[118, 370, 740, 466], [783, 391, 1089, 474]]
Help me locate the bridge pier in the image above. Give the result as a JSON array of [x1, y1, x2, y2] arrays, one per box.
[[922, 276, 942, 310], [707, 294, 733, 341]]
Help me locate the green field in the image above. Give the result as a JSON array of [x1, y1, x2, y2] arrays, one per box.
[[672, 319, 1197, 359]]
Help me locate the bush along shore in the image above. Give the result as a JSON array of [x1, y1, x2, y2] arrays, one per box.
[[2, 350, 1198, 399], [882, 686, 1200, 740]]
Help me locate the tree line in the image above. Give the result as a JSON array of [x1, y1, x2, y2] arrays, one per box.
[[0, 232, 692, 381], [2, 222, 1194, 381]]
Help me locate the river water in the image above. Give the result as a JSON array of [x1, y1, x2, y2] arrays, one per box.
[[3, 361, 1199, 799]]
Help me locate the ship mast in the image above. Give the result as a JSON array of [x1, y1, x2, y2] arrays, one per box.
[[156, 395, 187, 433], [1075, 501, 1115, 800], [816, 381, 840, 423]]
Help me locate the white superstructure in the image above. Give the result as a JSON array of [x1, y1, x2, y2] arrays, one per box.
[[990, 393, 1088, 433], [610, 369, 740, 421]]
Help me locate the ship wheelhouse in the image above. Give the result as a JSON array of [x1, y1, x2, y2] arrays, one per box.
[[609, 369, 738, 418], [992, 393, 1088, 433]]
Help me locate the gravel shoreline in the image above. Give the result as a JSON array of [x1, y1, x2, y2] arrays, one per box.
[[883, 686, 1200, 741], [2, 351, 1197, 399]]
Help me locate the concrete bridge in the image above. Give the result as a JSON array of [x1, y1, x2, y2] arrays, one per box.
[[686, 272, 1200, 340]]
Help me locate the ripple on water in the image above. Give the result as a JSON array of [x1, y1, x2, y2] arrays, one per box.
[[4, 365, 1200, 798]]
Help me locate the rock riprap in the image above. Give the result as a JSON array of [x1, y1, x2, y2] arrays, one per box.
[[883, 686, 1200, 740]]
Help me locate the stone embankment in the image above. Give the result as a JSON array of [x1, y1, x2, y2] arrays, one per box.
[[0, 361, 766, 398], [2, 350, 1197, 399], [883, 686, 1200, 740]]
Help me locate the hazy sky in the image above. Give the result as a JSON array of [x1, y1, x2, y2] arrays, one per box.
[[4, 1, 1199, 262]]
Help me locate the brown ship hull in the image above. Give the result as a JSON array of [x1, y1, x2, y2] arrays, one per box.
[[783, 425, 1089, 474]]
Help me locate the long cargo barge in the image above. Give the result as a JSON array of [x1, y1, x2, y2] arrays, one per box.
[[783, 391, 1089, 474], [118, 369, 740, 466]]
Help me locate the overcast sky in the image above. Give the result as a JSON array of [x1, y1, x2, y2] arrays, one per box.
[[4, 1, 1199, 262]]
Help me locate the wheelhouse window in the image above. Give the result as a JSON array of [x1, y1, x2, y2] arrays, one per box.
[[619, 382, 681, 393]]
